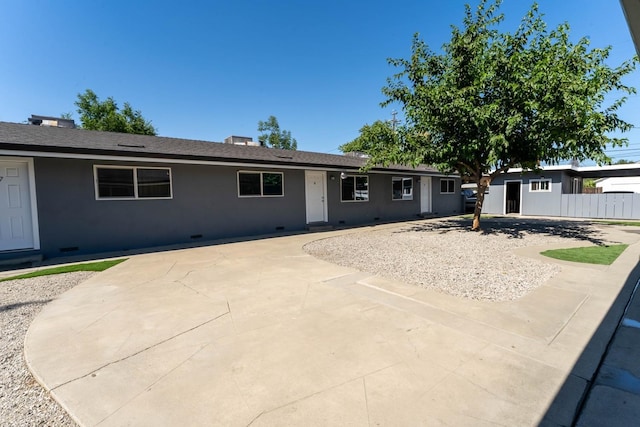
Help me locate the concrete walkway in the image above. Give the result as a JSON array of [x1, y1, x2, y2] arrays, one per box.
[[24, 220, 640, 426]]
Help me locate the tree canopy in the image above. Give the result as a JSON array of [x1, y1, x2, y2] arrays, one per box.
[[342, 0, 637, 230], [258, 116, 297, 150], [74, 89, 157, 135]]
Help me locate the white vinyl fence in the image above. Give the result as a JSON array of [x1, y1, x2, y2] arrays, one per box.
[[561, 193, 640, 219]]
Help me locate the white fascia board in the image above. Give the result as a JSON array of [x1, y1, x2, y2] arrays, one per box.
[[498, 163, 640, 174], [575, 164, 640, 173], [498, 165, 574, 174], [0, 149, 449, 177]]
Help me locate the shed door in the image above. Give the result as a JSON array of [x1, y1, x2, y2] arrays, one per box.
[[305, 171, 327, 223], [0, 160, 35, 251], [505, 181, 521, 214]]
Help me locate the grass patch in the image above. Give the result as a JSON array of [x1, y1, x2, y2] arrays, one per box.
[[0, 259, 127, 282], [594, 220, 640, 227], [541, 245, 628, 265], [458, 214, 498, 220]]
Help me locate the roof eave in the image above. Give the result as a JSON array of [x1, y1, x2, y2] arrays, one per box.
[[0, 143, 441, 175]]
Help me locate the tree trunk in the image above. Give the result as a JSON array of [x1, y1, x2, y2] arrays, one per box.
[[471, 177, 491, 231]]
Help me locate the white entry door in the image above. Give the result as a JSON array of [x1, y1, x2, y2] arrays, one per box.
[[305, 171, 327, 223], [0, 160, 36, 251], [420, 177, 432, 214]]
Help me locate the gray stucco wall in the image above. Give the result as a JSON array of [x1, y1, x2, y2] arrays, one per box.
[[432, 177, 463, 215], [326, 174, 420, 225], [34, 158, 307, 258], [325, 174, 462, 225], [28, 158, 461, 259]]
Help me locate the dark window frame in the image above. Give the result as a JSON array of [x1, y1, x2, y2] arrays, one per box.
[[237, 171, 284, 197], [94, 165, 172, 200], [440, 178, 455, 194], [341, 175, 369, 202], [392, 177, 413, 201]]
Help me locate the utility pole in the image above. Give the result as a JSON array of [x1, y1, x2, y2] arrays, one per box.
[[390, 110, 399, 131]]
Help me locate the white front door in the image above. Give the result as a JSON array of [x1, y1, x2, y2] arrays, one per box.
[[420, 177, 432, 213], [0, 160, 36, 251], [305, 171, 327, 223]]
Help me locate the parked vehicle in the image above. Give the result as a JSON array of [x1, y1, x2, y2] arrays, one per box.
[[462, 188, 477, 212]]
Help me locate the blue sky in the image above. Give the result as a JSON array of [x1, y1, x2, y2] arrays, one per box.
[[1, 0, 638, 162]]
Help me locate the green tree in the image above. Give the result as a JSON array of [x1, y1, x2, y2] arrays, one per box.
[[75, 89, 157, 135], [341, 120, 398, 155], [344, 0, 637, 230], [258, 116, 297, 150], [615, 159, 635, 164]]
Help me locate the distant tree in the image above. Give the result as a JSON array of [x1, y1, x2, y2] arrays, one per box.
[[340, 120, 397, 154], [345, 0, 637, 230], [258, 116, 297, 150], [583, 178, 597, 188], [615, 159, 635, 164], [74, 89, 157, 135], [60, 112, 74, 120]]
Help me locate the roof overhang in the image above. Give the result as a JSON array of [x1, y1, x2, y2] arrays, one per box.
[[505, 163, 640, 178], [621, 0, 640, 56], [0, 147, 453, 177]]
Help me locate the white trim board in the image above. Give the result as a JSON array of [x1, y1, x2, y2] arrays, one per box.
[[0, 149, 451, 177]]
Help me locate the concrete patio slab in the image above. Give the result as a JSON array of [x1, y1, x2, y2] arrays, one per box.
[[23, 219, 640, 426]]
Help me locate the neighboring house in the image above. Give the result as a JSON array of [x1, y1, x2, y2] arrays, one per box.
[[482, 164, 640, 219], [596, 176, 640, 193], [27, 114, 76, 129], [0, 121, 462, 263]]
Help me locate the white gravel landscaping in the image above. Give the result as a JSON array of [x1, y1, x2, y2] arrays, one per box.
[[304, 217, 610, 301], [1, 271, 93, 427]]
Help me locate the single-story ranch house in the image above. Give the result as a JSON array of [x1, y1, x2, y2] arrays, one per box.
[[0, 121, 462, 263]]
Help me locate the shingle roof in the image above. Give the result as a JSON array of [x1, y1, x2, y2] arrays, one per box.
[[0, 121, 440, 174]]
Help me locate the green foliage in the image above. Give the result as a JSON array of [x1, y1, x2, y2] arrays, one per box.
[[75, 89, 157, 135], [583, 178, 597, 188], [345, 0, 637, 229], [541, 244, 628, 265], [340, 120, 402, 156], [258, 116, 297, 150], [0, 259, 127, 282], [615, 159, 635, 164]]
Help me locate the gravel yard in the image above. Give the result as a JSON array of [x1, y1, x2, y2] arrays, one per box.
[[1, 271, 93, 427], [304, 217, 612, 301]]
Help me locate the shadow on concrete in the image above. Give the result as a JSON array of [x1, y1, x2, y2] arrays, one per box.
[[538, 261, 640, 426], [0, 214, 455, 273], [398, 217, 612, 245], [0, 299, 52, 312]]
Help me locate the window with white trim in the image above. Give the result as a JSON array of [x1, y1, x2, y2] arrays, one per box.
[[440, 178, 455, 194], [392, 177, 413, 200], [530, 179, 551, 192], [341, 175, 369, 202], [238, 171, 284, 197], [95, 166, 172, 199]]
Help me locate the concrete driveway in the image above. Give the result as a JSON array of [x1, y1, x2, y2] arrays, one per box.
[[25, 221, 640, 426]]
